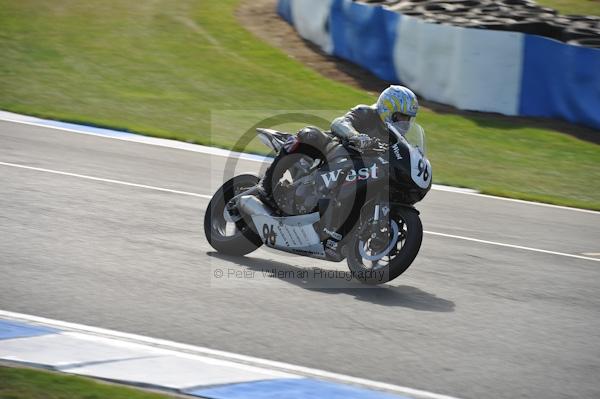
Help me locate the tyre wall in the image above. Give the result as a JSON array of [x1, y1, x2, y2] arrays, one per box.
[[279, 0, 600, 130]]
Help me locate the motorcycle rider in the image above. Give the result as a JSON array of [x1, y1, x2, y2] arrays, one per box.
[[260, 85, 419, 206]]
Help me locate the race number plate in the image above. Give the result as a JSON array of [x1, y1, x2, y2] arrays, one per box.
[[251, 213, 326, 257], [409, 147, 431, 189]]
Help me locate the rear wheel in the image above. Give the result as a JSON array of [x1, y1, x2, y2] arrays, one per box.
[[204, 175, 263, 256], [346, 207, 422, 285]]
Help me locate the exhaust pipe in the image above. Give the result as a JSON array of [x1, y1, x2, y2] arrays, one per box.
[[237, 195, 274, 217]]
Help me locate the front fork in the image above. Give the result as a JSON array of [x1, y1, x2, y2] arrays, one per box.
[[363, 193, 391, 243], [370, 193, 391, 230]]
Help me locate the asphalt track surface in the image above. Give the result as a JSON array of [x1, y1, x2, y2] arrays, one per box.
[[1, 120, 599, 399]]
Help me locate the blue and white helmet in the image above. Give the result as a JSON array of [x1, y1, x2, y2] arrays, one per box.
[[376, 85, 419, 135]]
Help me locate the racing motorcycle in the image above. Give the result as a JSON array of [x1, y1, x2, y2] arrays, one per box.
[[204, 123, 432, 284]]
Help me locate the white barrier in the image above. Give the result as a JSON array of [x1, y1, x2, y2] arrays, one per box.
[[290, 0, 334, 54], [393, 15, 523, 115]]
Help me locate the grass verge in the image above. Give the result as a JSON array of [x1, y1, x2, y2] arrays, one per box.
[[0, 0, 598, 210], [0, 366, 178, 399], [536, 0, 600, 16]]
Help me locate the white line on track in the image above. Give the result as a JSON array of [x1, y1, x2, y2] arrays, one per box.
[[1, 114, 597, 214], [1, 160, 598, 263], [0, 310, 461, 399], [0, 161, 212, 199], [424, 231, 600, 262]]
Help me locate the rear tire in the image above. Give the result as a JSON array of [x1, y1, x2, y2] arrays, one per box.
[[346, 207, 423, 285], [204, 175, 263, 256]]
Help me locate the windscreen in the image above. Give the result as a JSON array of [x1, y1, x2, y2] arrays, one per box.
[[403, 122, 427, 156]]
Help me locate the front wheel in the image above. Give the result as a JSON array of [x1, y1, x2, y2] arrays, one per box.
[[346, 207, 423, 285], [204, 174, 263, 256]]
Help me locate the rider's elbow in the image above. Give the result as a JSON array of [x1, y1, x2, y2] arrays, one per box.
[[331, 118, 355, 139]]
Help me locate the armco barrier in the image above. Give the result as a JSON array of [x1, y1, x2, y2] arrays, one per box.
[[279, 0, 600, 130]]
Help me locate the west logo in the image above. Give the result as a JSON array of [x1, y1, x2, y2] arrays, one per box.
[[320, 164, 378, 188], [392, 144, 402, 160]]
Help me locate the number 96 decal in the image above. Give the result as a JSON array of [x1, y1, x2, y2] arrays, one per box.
[[409, 149, 431, 189], [262, 224, 277, 246]]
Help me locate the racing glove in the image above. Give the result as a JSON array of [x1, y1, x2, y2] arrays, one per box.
[[348, 133, 375, 150]]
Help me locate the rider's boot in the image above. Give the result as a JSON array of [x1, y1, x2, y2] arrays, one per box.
[[257, 164, 281, 211]]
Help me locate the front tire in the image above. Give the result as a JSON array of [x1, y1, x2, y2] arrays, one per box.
[[204, 175, 263, 256], [346, 207, 423, 285]]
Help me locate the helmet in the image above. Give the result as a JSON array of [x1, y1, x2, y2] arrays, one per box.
[[376, 85, 419, 135]]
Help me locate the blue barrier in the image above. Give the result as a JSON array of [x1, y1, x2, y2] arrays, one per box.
[[520, 35, 600, 129], [330, 0, 399, 83], [277, 0, 293, 25]]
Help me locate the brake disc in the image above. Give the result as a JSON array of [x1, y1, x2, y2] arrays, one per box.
[[358, 220, 400, 261]]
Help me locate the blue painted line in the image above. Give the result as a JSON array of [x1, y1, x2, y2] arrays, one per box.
[[0, 319, 59, 340], [187, 378, 411, 399], [15, 116, 275, 163], [35, 119, 137, 139]]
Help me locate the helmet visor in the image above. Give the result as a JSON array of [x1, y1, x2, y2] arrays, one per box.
[[391, 112, 414, 135]]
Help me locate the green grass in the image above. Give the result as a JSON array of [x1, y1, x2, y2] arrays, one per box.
[[0, 0, 599, 210], [0, 366, 178, 399], [535, 0, 600, 16]]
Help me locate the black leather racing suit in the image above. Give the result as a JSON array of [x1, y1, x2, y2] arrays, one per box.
[[330, 104, 388, 141], [261, 104, 387, 201]]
